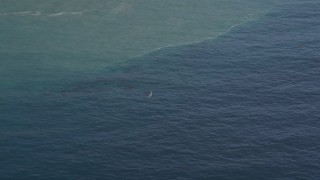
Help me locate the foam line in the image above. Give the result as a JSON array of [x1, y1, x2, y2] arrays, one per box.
[[47, 12, 65, 17], [0, 11, 40, 16], [0, 10, 85, 17]]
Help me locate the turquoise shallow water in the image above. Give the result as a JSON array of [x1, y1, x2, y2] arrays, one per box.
[[1, 0, 320, 179], [0, 0, 277, 94]]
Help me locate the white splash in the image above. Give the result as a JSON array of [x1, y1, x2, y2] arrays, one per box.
[[0, 10, 86, 17], [0, 11, 40, 16], [47, 12, 65, 17], [69, 11, 84, 15], [147, 90, 153, 98], [47, 11, 86, 17]]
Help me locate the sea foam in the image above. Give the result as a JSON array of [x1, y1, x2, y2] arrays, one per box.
[[0, 10, 85, 17], [0, 11, 40, 16]]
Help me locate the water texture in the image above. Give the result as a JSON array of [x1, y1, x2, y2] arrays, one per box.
[[0, 0, 319, 179], [0, 0, 277, 93]]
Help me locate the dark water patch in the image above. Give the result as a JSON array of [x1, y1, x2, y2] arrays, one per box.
[[1, 2, 320, 179]]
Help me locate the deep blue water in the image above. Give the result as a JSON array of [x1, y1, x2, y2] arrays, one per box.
[[1, 2, 320, 179]]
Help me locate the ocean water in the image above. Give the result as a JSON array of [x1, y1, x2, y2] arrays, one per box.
[[1, 0, 320, 179], [0, 0, 277, 94]]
